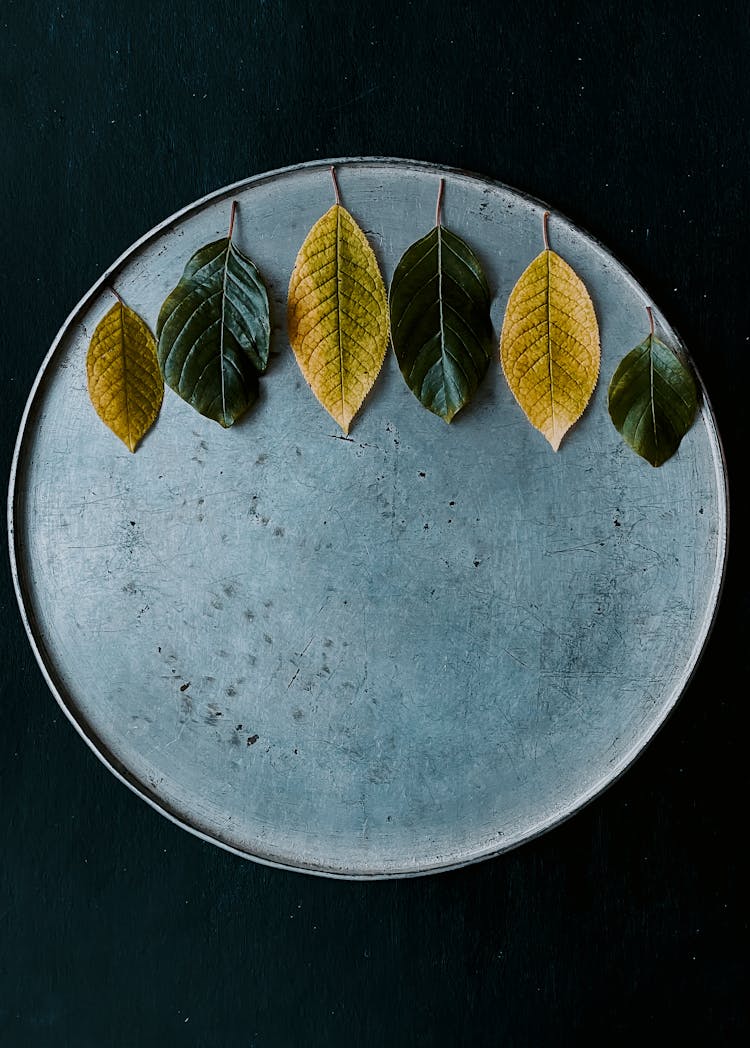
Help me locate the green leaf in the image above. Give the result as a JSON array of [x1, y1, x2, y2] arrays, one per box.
[[608, 311, 698, 467], [157, 202, 270, 428], [389, 181, 493, 422]]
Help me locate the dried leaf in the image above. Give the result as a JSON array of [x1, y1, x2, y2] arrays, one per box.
[[86, 296, 163, 452], [608, 307, 698, 466], [157, 201, 270, 428], [287, 167, 389, 434], [500, 212, 600, 450], [389, 179, 493, 422]]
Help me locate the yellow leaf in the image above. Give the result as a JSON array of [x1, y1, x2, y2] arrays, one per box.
[[86, 298, 163, 452], [287, 178, 389, 434], [500, 214, 600, 450]]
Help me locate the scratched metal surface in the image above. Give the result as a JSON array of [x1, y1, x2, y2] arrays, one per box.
[[8, 158, 728, 878]]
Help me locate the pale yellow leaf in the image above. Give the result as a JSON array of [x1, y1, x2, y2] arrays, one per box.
[[500, 244, 600, 450], [86, 300, 163, 452], [287, 202, 389, 434]]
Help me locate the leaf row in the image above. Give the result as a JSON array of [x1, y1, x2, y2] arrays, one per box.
[[86, 174, 697, 466]]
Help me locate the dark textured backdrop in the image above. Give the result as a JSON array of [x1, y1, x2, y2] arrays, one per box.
[[1, 2, 748, 1044]]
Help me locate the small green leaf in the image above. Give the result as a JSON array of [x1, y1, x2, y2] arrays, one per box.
[[157, 201, 271, 428], [608, 309, 698, 467], [389, 180, 493, 422]]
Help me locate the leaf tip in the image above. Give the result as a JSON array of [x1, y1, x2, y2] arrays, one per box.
[[545, 425, 565, 452]]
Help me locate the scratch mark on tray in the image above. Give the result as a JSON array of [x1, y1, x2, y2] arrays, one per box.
[[164, 718, 189, 749]]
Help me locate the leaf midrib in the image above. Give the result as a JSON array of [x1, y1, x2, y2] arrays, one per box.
[[335, 205, 345, 425], [219, 241, 231, 425], [117, 302, 134, 450], [437, 224, 449, 411], [648, 334, 658, 453], [545, 250, 556, 438]]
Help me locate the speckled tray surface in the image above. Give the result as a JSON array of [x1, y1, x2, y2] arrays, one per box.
[[8, 158, 728, 878]]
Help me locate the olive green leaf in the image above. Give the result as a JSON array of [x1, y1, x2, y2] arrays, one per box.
[[608, 307, 698, 466], [389, 179, 493, 423], [86, 293, 163, 452], [157, 201, 270, 428], [287, 167, 389, 434], [500, 211, 600, 450]]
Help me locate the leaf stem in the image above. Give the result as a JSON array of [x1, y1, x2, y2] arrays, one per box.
[[330, 166, 341, 205], [110, 287, 124, 305], [542, 211, 550, 251], [435, 178, 445, 227], [646, 305, 655, 337], [228, 200, 238, 241]]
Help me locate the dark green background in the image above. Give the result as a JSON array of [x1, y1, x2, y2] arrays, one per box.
[[2, 2, 747, 1044]]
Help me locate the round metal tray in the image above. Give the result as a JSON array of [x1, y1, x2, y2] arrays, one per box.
[[8, 158, 728, 878]]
